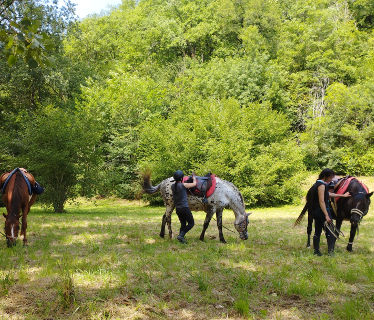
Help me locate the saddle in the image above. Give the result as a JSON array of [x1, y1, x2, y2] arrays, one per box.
[[0, 168, 44, 195], [334, 176, 368, 202], [183, 173, 216, 203]]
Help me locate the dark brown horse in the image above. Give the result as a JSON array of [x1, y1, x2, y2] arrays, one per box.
[[1, 168, 37, 247], [334, 178, 372, 251], [295, 177, 372, 252]]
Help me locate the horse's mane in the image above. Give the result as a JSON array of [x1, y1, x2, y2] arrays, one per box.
[[222, 179, 245, 207]]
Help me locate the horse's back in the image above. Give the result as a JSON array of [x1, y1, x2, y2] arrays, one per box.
[[3, 171, 33, 206]]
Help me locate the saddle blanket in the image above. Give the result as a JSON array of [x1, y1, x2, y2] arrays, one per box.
[[183, 174, 217, 198], [1, 168, 33, 195]]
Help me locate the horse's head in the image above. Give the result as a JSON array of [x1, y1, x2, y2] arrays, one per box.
[[350, 192, 373, 227], [3, 213, 20, 247], [234, 212, 250, 240]]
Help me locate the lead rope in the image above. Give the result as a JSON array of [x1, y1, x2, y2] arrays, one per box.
[[324, 221, 345, 239], [212, 217, 236, 233]]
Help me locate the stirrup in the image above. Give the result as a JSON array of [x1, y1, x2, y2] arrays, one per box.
[[324, 221, 344, 239]]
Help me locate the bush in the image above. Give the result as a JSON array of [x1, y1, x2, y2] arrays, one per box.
[[138, 98, 306, 206]]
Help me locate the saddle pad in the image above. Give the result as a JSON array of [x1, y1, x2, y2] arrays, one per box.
[[1, 168, 33, 195], [183, 174, 217, 198]]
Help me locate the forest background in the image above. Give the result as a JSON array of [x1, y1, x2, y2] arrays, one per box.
[[1, 0, 373, 212]]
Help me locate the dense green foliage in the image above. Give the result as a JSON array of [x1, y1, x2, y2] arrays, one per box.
[[1, 0, 374, 210]]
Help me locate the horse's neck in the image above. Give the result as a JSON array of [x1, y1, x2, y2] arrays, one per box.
[[231, 201, 246, 223], [219, 180, 246, 223], [348, 180, 365, 194]]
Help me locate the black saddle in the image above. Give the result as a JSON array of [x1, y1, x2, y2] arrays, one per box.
[[186, 173, 212, 202]]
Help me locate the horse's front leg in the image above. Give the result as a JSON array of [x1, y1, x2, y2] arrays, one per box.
[[347, 224, 357, 252], [306, 210, 313, 248], [215, 208, 226, 243], [336, 218, 343, 231], [199, 208, 215, 241], [21, 209, 28, 246]]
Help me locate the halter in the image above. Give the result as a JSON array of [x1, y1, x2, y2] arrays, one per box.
[[349, 190, 369, 223], [351, 208, 364, 219], [234, 216, 248, 232]]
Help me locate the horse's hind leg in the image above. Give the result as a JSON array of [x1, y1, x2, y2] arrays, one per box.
[[160, 205, 174, 239], [215, 208, 226, 243], [166, 208, 174, 239], [160, 214, 167, 238], [347, 224, 357, 252], [306, 211, 313, 248], [199, 208, 215, 241]]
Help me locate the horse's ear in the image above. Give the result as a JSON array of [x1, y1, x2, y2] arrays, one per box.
[[3, 213, 7, 219], [367, 192, 373, 199]]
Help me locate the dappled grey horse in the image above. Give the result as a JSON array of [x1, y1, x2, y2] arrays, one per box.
[[143, 173, 250, 243]]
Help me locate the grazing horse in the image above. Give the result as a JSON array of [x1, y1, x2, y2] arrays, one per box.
[[1, 168, 37, 247], [143, 172, 250, 243], [295, 177, 372, 252]]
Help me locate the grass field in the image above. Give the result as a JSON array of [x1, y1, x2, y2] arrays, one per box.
[[0, 179, 373, 319]]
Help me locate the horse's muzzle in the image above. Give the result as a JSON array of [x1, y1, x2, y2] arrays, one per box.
[[6, 238, 17, 248], [239, 231, 248, 240]]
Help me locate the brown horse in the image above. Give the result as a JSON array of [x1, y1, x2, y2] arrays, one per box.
[[1, 168, 37, 247]]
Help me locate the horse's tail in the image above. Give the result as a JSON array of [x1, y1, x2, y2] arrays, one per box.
[[142, 170, 161, 194], [9, 171, 24, 217], [294, 203, 308, 226]]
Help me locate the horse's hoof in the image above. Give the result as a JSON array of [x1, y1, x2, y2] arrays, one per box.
[[159, 233, 165, 238], [220, 239, 227, 244], [346, 244, 353, 252], [306, 244, 311, 248]]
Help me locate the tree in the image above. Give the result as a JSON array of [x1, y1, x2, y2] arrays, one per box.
[[0, 0, 76, 67], [21, 105, 102, 212]]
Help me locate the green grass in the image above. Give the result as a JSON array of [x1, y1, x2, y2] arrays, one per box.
[[0, 196, 373, 319]]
